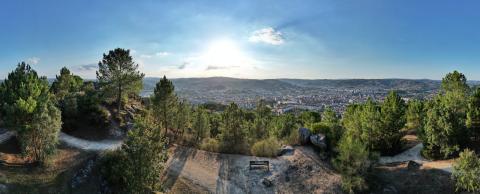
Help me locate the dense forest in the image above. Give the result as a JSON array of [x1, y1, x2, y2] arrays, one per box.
[[0, 48, 479, 193]]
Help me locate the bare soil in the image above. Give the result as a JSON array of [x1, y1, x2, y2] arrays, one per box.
[[369, 161, 470, 194], [163, 145, 342, 194]]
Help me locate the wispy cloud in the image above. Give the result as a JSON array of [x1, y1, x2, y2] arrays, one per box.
[[75, 64, 97, 72], [206, 65, 239, 71], [156, 52, 170, 57], [178, 62, 188, 69], [139, 51, 171, 59], [249, 27, 284, 45], [26, 57, 40, 65]]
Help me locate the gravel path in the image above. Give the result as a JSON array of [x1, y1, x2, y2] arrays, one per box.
[[379, 143, 453, 173], [59, 132, 122, 151], [0, 129, 122, 152]]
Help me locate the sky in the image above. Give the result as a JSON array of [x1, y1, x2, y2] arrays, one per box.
[[1, 0, 480, 80]]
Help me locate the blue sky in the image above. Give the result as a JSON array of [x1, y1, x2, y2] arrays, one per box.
[[1, 0, 480, 80]]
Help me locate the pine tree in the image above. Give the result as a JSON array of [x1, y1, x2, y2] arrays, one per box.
[[50, 67, 83, 101], [102, 112, 169, 193], [380, 91, 406, 154], [467, 87, 480, 140], [319, 107, 344, 150], [97, 48, 144, 116], [219, 103, 248, 153], [192, 107, 210, 142], [406, 99, 425, 131], [0, 62, 62, 163], [151, 75, 178, 135], [253, 99, 271, 139]]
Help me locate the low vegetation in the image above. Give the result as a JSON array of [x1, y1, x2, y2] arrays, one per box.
[[250, 137, 281, 157], [452, 149, 480, 192]]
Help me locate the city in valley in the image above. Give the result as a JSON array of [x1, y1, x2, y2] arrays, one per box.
[[1, 1, 480, 194]]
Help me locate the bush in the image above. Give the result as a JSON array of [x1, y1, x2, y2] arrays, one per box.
[[251, 137, 281, 157], [333, 136, 374, 193], [285, 128, 300, 145], [199, 138, 220, 152], [452, 149, 480, 192]]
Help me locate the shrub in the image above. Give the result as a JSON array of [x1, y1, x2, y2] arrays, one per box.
[[452, 149, 480, 192], [333, 136, 374, 193], [199, 138, 220, 152], [251, 137, 281, 157], [285, 127, 300, 145]]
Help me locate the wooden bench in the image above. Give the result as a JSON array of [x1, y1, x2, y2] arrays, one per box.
[[249, 160, 269, 171]]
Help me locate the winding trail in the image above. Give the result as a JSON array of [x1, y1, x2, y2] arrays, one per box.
[[379, 143, 453, 173], [58, 132, 123, 151], [0, 129, 122, 152]]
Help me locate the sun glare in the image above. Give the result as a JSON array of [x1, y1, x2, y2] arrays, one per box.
[[201, 39, 253, 69]]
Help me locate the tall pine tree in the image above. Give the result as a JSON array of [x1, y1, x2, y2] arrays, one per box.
[[151, 76, 178, 135], [97, 48, 144, 116], [0, 62, 61, 163]]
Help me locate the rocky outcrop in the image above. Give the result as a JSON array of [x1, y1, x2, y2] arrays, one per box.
[[310, 134, 327, 150], [298, 128, 311, 145]]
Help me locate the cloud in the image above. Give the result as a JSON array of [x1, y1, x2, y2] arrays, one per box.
[[178, 62, 188, 69], [249, 27, 284, 45], [139, 51, 170, 59], [75, 64, 97, 72], [155, 52, 170, 57], [206, 65, 239, 71], [26, 57, 40, 65]]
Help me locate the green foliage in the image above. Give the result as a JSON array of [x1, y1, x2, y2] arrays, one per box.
[[51, 67, 84, 130], [0, 62, 61, 163], [192, 107, 210, 142], [50, 67, 83, 101], [318, 107, 344, 150], [101, 112, 168, 193], [299, 111, 321, 129], [422, 97, 466, 159], [208, 112, 222, 138], [379, 91, 406, 153], [333, 135, 373, 193], [218, 103, 248, 154], [151, 75, 177, 133], [97, 48, 144, 113], [199, 138, 220, 152], [406, 99, 425, 131], [421, 71, 471, 159], [341, 94, 405, 155], [250, 137, 281, 157], [252, 99, 272, 139], [467, 87, 480, 140], [174, 100, 191, 138], [451, 149, 480, 192], [269, 113, 299, 139]]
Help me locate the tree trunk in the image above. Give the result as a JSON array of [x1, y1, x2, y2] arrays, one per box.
[[117, 85, 122, 119]]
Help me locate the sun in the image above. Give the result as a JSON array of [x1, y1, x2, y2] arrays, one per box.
[[201, 39, 253, 69]]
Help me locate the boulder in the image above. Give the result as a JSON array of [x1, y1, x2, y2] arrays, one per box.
[[310, 134, 327, 150], [262, 178, 273, 187], [278, 145, 294, 156], [298, 128, 311, 145], [407, 160, 421, 170]]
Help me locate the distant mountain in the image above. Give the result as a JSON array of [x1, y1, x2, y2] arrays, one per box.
[[143, 77, 442, 92]]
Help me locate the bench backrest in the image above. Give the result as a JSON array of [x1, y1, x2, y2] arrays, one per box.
[[250, 161, 269, 165]]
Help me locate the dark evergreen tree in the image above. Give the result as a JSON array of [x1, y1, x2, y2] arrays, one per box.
[[151, 75, 178, 135], [97, 48, 144, 116], [0, 62, 61, 163]]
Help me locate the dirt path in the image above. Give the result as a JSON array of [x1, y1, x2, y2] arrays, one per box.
[[0, 128, 122, 152], [379, 143, 453, 173], [163, 146, 342, 194], [59, 132, 122, 151]]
